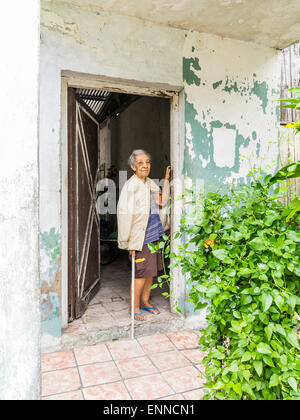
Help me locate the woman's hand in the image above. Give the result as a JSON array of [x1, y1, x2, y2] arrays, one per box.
[[165, 166, 171, 181], [129, 250, 136, 258]]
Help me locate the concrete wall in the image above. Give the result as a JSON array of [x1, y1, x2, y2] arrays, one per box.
[[0, 1, 40, 399], [183, 32, 280, 188], [40, 0, 280, 349]]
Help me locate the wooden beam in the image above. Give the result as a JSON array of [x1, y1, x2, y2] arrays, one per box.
[[75, 92, 101, 122], [78, 94, 107, 101], [97, 92, 117, 122]]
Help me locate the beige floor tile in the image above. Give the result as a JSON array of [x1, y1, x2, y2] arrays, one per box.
[[137, 333, 176, 354], [41, 350, 76, 372], [116, 356, 158, 379], [167, 330, 200, 350], [79, 361, 121, 387], [42, 390, 84, 400], [125, 373, 173, 400], [158, 393, 185, 400], [161, 365, 205, 393], [42, 368, 81, 397], [181, 349, 207, 364], [107, 338, 145, 360], [83, 381, 131, 400], [182, 388, 205, 400], [74, 343, 112, 365], [149, 350, 191, 371]]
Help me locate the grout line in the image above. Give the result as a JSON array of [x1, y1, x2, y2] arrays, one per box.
[[73, 348, 86, 400], [42, 389, 84, 399], [41, 345, 204, 371], [105, 341, 133, 400]]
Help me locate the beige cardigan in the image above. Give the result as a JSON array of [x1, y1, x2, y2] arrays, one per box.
[[117, 174, 170, 251]]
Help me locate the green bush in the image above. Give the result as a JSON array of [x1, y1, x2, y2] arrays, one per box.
[[152, 178, 300, 400]]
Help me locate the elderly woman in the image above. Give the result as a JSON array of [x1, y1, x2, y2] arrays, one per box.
[[117, 149, 171, 321]]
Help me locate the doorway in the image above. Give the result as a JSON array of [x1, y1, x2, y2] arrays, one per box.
[[61, 73, 185, 335]]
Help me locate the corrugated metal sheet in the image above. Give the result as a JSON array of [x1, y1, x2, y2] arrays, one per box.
[[76, 88, 110, 116]]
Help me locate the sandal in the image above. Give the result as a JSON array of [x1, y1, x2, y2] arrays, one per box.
[[132, 311, 146, 321], [141, 306, 160, 315]]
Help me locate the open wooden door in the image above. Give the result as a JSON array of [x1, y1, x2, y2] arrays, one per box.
[[68, 88, 101, 321]]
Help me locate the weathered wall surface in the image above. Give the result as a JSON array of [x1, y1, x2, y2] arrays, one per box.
[[40, 0, 281, 348], [0, 1, 40, 399], [183, 32, 280, 188], [40, 0, 184, 349]]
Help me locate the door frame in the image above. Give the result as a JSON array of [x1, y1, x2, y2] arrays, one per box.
[[61, 71, 185, 328]]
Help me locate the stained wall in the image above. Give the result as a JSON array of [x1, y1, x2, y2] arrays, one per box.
[[40, 0, 280, 349], [0, 0, 40, 399]]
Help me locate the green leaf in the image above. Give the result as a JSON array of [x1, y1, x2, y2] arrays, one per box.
[[241, 352, 252, 362], [232, 383, 242, 396], [243, 370, 251, 382], [264, 325, 273, 341], [233, 311, 242, 319], [212, 249, 228, 261], [284, 197, 300, 222], [176, 306, 182, 315], [280, 355, 287, 366], [209, 233, 218, 241], [269, 161, 300, 184], [263, 356, 275, 367], [231, 231, 244, 242], [257, 342, 272, 355], [261, 293, 273, 312], [238, 268, 253, 277], [264, 214, 278, 226], [286, 331, 299, 350], [269, 374, 280, 387], [274, 325, 286, 337], [253, 361, 263, 377], [249, 237, 265, 251], [288, 377, 298, 393], [242, 383, 256, 399], [287, 295, 297, 311], [241, 295, 252, 305], [286, 230, 300, 243], [274, 295, 285, 312], [223, 268, 236, 277]]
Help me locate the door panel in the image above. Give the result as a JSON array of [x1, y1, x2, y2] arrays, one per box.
[[68, 87, 101, 321]]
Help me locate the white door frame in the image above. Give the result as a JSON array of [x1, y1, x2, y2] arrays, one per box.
[[60, 71, 185, 328]]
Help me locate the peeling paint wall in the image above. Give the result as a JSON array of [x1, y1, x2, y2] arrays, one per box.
[[183, 32, 280, 188], [40, 0, 185, 349], [40, 1, 281, 346]]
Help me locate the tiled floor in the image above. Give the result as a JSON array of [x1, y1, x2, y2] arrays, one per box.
[[61, 252, 182, 347], [41, 330, 207, 400]]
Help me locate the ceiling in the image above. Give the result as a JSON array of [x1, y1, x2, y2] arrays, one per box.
[[58, 0, 300, 49], [76, 88, 139, 122]]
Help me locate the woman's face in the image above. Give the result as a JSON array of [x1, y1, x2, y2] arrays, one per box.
[[132, 153, 151, 179]]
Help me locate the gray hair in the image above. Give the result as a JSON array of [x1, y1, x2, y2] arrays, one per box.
[[128, 149, 151, 168]]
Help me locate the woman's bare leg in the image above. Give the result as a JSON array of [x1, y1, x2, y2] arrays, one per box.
[[141, 277, 159, 314], [130, 277, 146, 320]]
